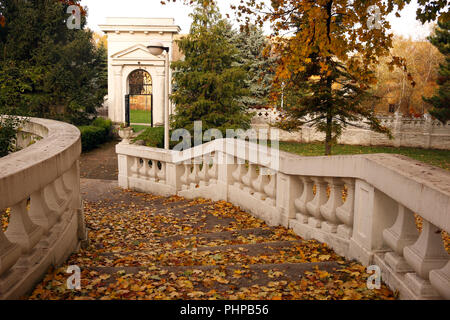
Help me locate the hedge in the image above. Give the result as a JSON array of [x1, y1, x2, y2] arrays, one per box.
[[134, 127, 165, 148], [79, 118, 112, 152]]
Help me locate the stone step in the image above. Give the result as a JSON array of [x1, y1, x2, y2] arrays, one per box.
[[99, 240, 306, 257], [90, 228, 277, 251], [75, 240, 339, 268], [146, 199, 213, 215], [157, 227, 274, 243], [85, 261, 341, 291], [89, 261, 339, 275]]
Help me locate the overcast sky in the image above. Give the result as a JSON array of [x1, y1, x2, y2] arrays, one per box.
[[80, 0, 435, 40]]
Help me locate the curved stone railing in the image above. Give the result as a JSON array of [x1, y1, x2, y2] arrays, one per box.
[[117, 137, 449, 300], [0, 117, 86, 300]]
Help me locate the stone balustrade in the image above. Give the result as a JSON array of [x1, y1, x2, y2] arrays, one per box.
[[117, 138, 450, 300], [0, 117, 86, 300]]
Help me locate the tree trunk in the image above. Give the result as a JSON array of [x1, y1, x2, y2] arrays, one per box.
[[325, 113, 332, 156], [325, 53, 333, 156]]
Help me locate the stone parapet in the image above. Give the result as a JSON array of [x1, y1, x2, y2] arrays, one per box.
[[0, 117, 85, 300]]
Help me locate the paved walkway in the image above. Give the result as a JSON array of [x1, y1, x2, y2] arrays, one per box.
[[80, 140, 119, 181], [27, 142, 395, 300]]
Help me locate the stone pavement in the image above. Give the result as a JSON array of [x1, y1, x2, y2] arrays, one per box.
[[80, 140, 119, 181]]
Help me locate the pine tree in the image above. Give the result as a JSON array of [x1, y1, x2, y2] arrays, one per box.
[[232, 25, 275, 109], [170, 0, 252, 138], [424, 17, 450, 124]]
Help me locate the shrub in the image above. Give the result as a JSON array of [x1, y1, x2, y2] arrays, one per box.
[[135, 127, 165, 148], [92, 117, 113, 131], [78, 117, 112, 152], [0, 116, 25, 158]]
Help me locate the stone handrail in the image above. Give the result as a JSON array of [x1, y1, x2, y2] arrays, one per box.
[[117, 138, 449, 300], [0, 117, 86, 299]]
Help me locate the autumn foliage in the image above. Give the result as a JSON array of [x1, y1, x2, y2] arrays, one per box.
[[231, 0, 447, 154]]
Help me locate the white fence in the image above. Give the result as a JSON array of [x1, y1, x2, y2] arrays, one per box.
[[249, 108, 450, 150], [0, 117, 86, 299], [117, 138, 450, 300]]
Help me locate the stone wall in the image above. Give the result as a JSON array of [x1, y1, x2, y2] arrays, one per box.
[[250, 108, 450, 150]]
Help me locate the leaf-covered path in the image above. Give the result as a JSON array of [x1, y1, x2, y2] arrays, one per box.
[[27, 177, 395, 300], [25, 142, 395, 300]]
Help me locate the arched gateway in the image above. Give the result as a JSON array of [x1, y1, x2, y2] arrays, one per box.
[[99, 18, 180, 126], [126, 69, 153, 126]]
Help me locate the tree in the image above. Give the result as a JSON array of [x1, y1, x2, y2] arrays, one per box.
[[233, 0, 448, 155], [370, 37, 443, 116], [423, 17, 450, 124], [232, 25, 276, 109], [170, 0, 252, 138], [0, 0, 107, 125]]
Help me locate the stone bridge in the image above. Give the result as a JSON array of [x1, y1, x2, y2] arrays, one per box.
[[0, 117, 449, 300]]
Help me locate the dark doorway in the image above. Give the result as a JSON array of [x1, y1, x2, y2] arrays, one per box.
[[126, 69, 153, 128]]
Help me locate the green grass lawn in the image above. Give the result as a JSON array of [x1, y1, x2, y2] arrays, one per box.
[[131, 125, 151, 133], [130, 109, 152, 125], [278, 142, 450, 171]]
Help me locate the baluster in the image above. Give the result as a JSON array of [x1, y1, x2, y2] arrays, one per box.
[[29, 190, 59, 234], [50, 179, 69, 208], [252, 169, 269, 200], [148, 160, 157, 181], [5, 200, 43, 265], [0, 228, 21, 278], [241, 163, 258, 194], [207, 152, 218, 181], [403, 220, 449, 299], [43, 182, 69, 219], [231, 162, 246, 187], [429, 261, 450, 300], [156, 162, 166, 182], [138, 158, 146, 178], [294, 177, 314, 223], [129, 157, 139, 178], [263, 173, 276, 200], [336, 178, 355, 239], [198, 160, 210, 187], [382, 205, 419, 273], [208, 162, 218, 183], [306, 177, 328, 228], [188, 163, 200, 187], [320, 177, 344, 233], [180, 163, 190, 188], [61, 169, 75, 194], [200, 153, 211, 181]]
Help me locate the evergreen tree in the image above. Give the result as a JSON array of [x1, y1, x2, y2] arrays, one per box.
[[170, 0, 252, 137], [0, 0, 107, 125], [233, 25, 275, 109], [424, 17, 450, 124]]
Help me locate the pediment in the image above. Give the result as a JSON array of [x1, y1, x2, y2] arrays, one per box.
[[111, 44, 162, 61]]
